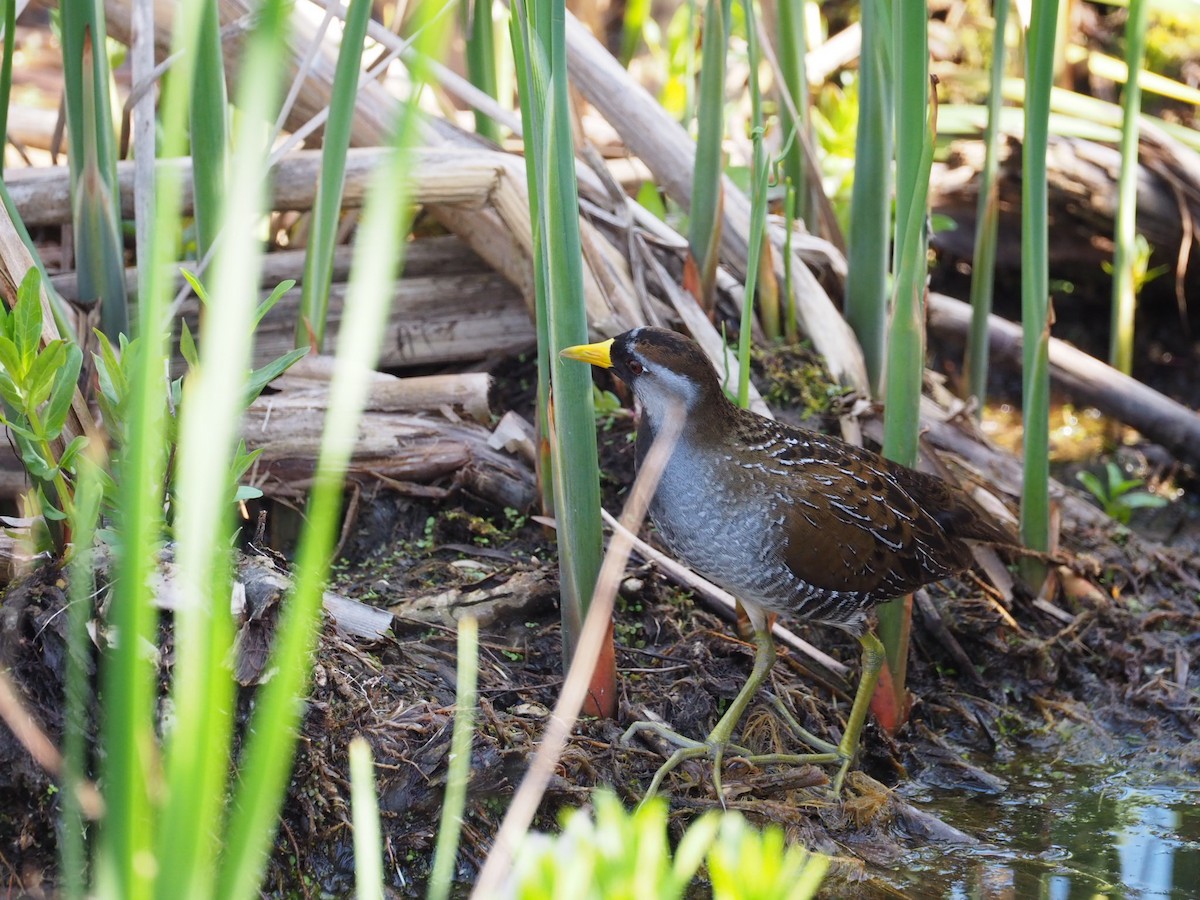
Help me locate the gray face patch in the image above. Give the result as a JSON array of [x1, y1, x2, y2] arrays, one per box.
[[632, 359, 699, 426]]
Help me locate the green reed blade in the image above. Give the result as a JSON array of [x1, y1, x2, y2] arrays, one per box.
[[508, 0, 555, 517], [0, 0, 14, 176], [878, 0, 935, 721], [63, 453, 105, 900], [60, 0, 128, 339], [190, 0, 229, 261], [215, 4, 454, 895], [96, 0, 209, 890], [156, 0, 292, 894], [427, 617, 479, 900], [296, 0, 372, 351], [464, 0, 501, 141], [844, 0, 892, 394], [689, 0, 732, 312], [736, 0, 773, 378], [1020, 0, 1061, 582], [775, 0, 811, 226], [619, 0, 651, 66], [511, 0, 610, 709], [349, 738, 384, 900], [1109, 0, 1149, 376], [966, 0, 1010, 414]]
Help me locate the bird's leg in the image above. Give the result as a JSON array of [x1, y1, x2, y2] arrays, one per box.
[[704, 619, 778, 799], [746, 631, 885, 796], [761, 690, 841, 757], [622, 625, 776, 802], [626, 621, 843, 802], [831, 631, 885, 795]]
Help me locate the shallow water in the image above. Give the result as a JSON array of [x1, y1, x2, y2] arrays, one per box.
[[885, 757, 1200, 898]]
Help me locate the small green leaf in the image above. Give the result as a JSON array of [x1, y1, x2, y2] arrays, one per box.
[[19, 444, 54, 481], [930, 213, 959, 234], [42, 502, 68, 522], [180, 269, 211, 306], [13, 273, 44, 361], [1075, 470, 1106, 502], [234, 484, 264, 502], [15, 267, 42, 317], [25, 341, 68, 411], [58, 434, 90, 473], [96, 468, 119, 503], [1109, 479, 1143, 499], [179, 321, 200, 370], [0, 416, 38, 441], [244, 347, 307, 406], [635, 181, 668, 221], [230, 441, 263, 482], [254, 279, 297, 329], [44, 344, 83, 438], [0, 373, 24, 410], [1105, 462, 1125, 487], [92, 330, 129, 406], [0, 335, 25, 381], [1119, 492, 1168, 511]]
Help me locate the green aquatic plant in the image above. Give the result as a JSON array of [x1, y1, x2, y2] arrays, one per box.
[[0, 269, 85, 549], [509, 789, 828, 899], [1076, 462, 1168, 526]]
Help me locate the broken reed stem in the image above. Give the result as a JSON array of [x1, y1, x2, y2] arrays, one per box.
[[428, 615, 479, 900], [469, 406, 684, 899]]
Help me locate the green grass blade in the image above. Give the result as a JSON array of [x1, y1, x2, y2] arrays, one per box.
[[508, 1, 556, 517], [0, 180, 74, 335], [0, 0, 14, 176], [427, 616, 479, 900], [741, 0, 779, 342], [96, 338, 164, 900], [544, 30, 608, 705], [296, 0, 372, 351], [60, 0, 128, 338], [994, 78, 1200, 152], [156, 0, 292, 893], [878, 0, 934, 722], [737, 0, 771, 400], [63, 452, 105, 900], [94, 0, 209, 893], [349, 738, 384, 900], [737, 160, 769, 406], [512, 0, 610, 709], [1108, 0, 1149, 375], [1020, 0, 1061, 581], [966, 0, 1010, 414], [215, 5, 454, 894], [775, 0, 811, 225], [464, 0, 501, 141], [783, 181, 798, 340], [190, 0, 229, 260], [619, 0, 651, 66], [844, 0, 892, 394], [688, 0, 732, 311]]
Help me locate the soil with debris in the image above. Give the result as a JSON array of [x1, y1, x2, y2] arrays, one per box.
[[1, 346, 1198, 897]]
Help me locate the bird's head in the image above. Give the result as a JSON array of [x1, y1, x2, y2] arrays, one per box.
[[560, 327, 724, 425]]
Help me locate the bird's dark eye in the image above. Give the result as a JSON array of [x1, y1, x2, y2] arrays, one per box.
[[627, 359, 644, 375]]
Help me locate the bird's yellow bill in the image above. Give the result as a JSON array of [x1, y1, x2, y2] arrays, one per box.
[[559, 338, 614, 369]]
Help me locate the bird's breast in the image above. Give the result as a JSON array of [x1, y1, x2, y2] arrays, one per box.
[[646, 445, 801, 610]]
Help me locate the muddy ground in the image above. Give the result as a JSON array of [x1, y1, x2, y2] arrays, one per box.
[[1, 338, 1199, 897]]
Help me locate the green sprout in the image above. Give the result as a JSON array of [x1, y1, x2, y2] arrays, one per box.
[[510, 789, 828, 899], [0, 269, 86, 550], [1076, 462, 1168, 525]]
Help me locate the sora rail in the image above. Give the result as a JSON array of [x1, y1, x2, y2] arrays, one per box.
[[562, 326, 1014, 798]]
